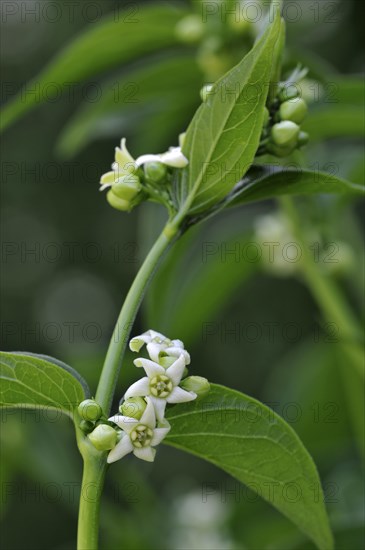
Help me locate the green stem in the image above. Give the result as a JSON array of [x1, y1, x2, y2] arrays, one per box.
[[95, 225, 176, 415], [280, 196, 364, 377], [77, 454, 107, 550]]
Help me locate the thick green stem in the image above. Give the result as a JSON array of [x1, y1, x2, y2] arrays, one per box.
[[96, 226, 176, 415], [77, 454, 107, 550], [280, 196, 364, 377]]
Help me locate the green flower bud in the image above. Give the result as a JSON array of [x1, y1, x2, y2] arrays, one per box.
[[175, 15, 204, 44], [106, 190, 132, 212], [112, 174, 141, 200], [78, 399, 102, 422], [263, 107, 270, 127], [79, 420, 94, 434], [88, 424, 117, 451], [267, 142, 296, 158], [200, 84, 214, 102], [297, 131, 309, 147], [180, 376, 210, 398], [227, 13, 252, 34], [279, 98, 308, 124], [144, 161, 168, 184], [119, 397, 147, 420], [271, 121, 300, 147]]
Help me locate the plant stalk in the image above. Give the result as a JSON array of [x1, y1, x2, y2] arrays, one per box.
[[96, 225, 176, 416], [77, 454, 107, 550]]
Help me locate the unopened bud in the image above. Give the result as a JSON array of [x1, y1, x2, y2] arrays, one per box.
[[200, 84, 214, 102], [119, 397, 147, 420], [297, 131, 309, 147], [88, 424, 117, 451], [78, 399, 102, 422], [79, 420, 94, 433], [271, 121, 300, 147], [180, 376, 210, 398], [112, 174, 141, 200], [267, 142, 296, 158], [279, 98, 308, 124], [107, 191, 131, 212], [144, 161, 168, 184], [175, 15, 204, 44]]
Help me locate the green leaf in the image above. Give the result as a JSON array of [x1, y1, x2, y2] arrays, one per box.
[[0, 4, 186, 132], [56, 54, 201, 159], [224, 165, 364, 208], [179, 11, 281, 214], [0, 352, 90, 417], [165, 384, 333, 550]]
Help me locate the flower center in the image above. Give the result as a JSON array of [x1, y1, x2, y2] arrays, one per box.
[[130, 424, 153, 448], [149, 374, 173, 398]]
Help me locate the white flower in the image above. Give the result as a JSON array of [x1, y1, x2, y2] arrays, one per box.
[[107, 397, 170, 463], [136, 147, 188, 169], [130, 330, 190, 365], [125, 355, 196, 421], [100, 138, 137, 191]]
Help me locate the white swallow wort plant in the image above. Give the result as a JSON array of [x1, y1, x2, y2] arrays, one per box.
[[2, 2, 364, 549]]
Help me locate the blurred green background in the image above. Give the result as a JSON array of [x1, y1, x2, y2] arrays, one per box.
[[1, 1, 364, 548]]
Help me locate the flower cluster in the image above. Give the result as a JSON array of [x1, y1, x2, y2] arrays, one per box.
[[85, 330, 210, 463], [99, 138, 188, 213], [252, 67, 310, 158]]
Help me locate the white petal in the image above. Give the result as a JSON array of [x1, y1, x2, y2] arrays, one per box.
[[164, 347, 191, 365], [133, 358, 164, 378], [166, 355, 186, 385], [159, 148, 189, 168], [129, 333, 152, 352], [99, 183, 112, 192], [150, 397, 167, 423], [107, 435, 133, 463], [135, 154, 161, 167], [146, 342, 163, 363], [133, 446, 156, 462], [108, 414, 138, 434], [167, 386, 197, 404], [171, 339, 184, 348], [149, 330, 170, 343], [151, 426, 170, 447], [124, 377, 150, 399], [140, 397, 156, 429]]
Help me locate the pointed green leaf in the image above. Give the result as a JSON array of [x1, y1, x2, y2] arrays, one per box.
[[224, 165, 364, 208], [0, 352, 90, 417], [179, 11, 281, 214], [165, 384, 333, 550], [0, 4, 186, 132]]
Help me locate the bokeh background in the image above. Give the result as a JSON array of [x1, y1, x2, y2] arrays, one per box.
[[1, 1, 364, 549]]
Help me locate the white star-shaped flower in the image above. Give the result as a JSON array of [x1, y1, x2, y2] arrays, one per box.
[[135, 147, 188, 169], [125, 355, 196, 422], [100, 138, 137, 191], [108, 397, 170, 463], [129, 330, 190, 365]]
